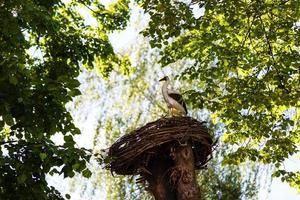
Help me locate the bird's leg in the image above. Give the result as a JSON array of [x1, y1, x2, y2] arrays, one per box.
[[170, 108, 175, 117], [161, 113, 168, 118]]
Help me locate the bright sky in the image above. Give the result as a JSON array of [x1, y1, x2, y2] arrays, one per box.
[[267, 155, 300, 200]]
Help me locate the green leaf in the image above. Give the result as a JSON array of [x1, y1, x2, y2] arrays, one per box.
[[39, 153, 47, 161], [82, 168, 92, 178], [72, 163, 80, 171], [64, 135, 75, 146], [3, 114, 14, 125], [17, 174, 27, 184], [65, 194, 71, 199], [9, 76, 18, 85], [69, 89, 81, 97]]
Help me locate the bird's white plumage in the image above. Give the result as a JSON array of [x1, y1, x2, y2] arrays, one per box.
[[161, 77, 187, 116]]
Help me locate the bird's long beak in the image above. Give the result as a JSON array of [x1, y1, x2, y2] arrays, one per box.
[[159, 77, 165, 82]]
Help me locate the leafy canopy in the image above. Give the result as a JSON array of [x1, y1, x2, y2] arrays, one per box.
[[0, 0, 129, 199], [1, 0, 299, 199], [137, 0, 300, 190]]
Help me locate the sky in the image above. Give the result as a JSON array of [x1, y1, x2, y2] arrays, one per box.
[[50, 1, 300, 199]]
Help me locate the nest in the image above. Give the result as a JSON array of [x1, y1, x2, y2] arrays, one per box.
[[107, 116, 213, 175]]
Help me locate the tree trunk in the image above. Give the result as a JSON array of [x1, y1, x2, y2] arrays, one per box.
[[145, 153, 176, 200], [144, 143, 201, 200], [170, 144, 201, 200]]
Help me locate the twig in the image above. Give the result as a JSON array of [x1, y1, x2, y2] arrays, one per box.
[[258, 15, 289, 92]]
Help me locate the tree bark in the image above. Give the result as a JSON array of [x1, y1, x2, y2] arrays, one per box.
[[170, 144, 201, 200], [145, 154, 176, 200], [144, 143, 201, 200]]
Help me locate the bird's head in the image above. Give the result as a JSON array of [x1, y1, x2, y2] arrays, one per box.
[[159, 76, 170, 82]]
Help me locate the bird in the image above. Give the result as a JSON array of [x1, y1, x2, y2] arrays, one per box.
[[159, 76, 188, 116]]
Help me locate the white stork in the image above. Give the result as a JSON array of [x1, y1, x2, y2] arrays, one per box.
[[159, 76, 188, 116]]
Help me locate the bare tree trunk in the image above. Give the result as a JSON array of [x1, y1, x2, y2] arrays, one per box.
[[145, 154, 176, 200], [144, 144, 201, 200], [170, 144, 201, 200]]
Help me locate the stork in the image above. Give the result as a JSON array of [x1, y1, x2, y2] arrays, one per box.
[[159, 76, 188, 116]]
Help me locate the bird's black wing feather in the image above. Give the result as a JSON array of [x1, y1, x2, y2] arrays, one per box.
[[168, 93, 188, 114]]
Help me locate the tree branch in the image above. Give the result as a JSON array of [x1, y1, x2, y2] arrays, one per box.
[[241, 15, 255, 49], [0, 140, 17, 145], [258, 15, 289, 92]]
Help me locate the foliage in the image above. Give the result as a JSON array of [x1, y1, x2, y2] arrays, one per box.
[[137, 0, 300, 190], [0, 0, 129, 199], [62, 34, 259, 199], [198, 143, 258, 200], [2, 0, 298, 199]]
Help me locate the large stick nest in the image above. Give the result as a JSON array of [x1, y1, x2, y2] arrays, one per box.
[[107, 116, 213, 175]]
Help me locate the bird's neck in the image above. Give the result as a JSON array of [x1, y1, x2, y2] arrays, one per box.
[[162, 80, 170, 91], [162, 80, 170, 100]]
